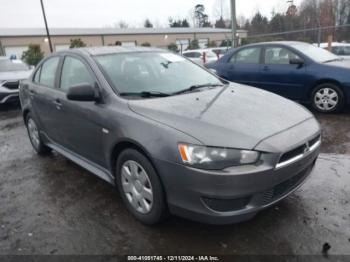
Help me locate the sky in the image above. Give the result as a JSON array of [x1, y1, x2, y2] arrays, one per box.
[[0, 0, 303, 28]]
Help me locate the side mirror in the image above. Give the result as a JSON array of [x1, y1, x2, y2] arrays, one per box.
[[66, 84, 98, 102], [289, 58, 304, 67]]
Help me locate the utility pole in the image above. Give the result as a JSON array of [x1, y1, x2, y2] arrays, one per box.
[[316, 0, 322, 46], [230, 0, 237, 47], [40, 0, 53, 53]]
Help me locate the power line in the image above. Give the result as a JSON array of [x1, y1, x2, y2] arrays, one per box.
[[246, 24, 350, 39]]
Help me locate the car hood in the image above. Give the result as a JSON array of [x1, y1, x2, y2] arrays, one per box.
[[323, 59, 350, 69], [0, 70, 32, 81], [128, 84, 314, 150]]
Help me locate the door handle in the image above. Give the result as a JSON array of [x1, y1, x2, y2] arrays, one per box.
[[262, 66, 270, 71], [29, 89, 36, 95]]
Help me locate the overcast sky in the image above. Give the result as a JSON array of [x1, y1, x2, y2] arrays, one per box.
[[0, 0, 302, 28]]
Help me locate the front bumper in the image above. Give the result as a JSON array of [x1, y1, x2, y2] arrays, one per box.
[[154, 145, 319, 225], [0, 89, 19, 104]]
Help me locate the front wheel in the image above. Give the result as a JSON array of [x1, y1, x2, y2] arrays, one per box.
[[115, 149, 168, 225], [311, 83, 345, 113]]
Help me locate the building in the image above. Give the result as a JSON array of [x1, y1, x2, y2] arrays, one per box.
[[0, 27, 247, 58]]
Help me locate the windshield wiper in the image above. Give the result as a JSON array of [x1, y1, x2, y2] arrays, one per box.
[[119, 91, 171, 98], [323, 58, 343, 63], [173, 83, 225, 95]]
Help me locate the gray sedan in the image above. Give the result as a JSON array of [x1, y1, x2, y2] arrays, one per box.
[[20, 47, 321, 225]]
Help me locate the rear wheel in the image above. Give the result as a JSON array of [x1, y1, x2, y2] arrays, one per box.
[[25, 113, 51, 155], [311, 83, 345, 113], [115, 149, 168, 225]]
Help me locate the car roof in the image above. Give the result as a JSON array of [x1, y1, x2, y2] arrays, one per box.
[[183, 49, 217, 53], [239, 41, 310, 48], [56, 46, 166, 56]]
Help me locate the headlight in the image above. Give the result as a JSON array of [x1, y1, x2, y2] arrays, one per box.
[[178, 144, 260, 170]]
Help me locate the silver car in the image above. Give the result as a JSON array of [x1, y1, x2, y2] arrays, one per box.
[[20, 47, 321, 225], [0, 57, 32, 105]]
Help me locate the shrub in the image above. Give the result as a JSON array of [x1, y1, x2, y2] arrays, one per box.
[[21, 44, 44, 66]]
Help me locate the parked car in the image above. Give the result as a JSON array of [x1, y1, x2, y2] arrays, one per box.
[[0, 57, 32, 105], [182, 49, 219, 65], [207, 41, 350, 113], [210, 47, 230, 58], [20, 47, 321, 225], [318, 42, 350, 59]]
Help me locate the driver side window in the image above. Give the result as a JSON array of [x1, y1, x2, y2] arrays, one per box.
[[230, 47, 261, 64], [60, 56, 95, 92]]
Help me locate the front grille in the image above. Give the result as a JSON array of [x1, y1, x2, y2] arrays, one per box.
[[279, 144, 306, 163], [277, 134, 321, 168], [3, 81, 19, 90], [261, 163, 312, 205], [309, 134, 321, 148]]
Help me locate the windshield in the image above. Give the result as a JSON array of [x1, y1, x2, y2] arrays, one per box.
[[333, 46, 350, 56], [94, 52, 222, 95], [0, 59, 30, 72], [291, 43, 339, 63]]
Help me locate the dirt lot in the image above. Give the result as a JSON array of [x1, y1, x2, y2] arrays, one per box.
[[0, 104, 350, 256]]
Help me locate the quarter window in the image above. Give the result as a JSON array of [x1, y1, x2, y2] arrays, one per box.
[[264, 47, 300, 64], [230, 47, 261, 64], [39, 57, 60, 88], [60, 56, 95, 92]]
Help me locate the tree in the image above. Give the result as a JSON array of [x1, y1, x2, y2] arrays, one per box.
[[249, 12, 269, 35], [117, 20, 129, 29], [188, 39, 200, 50], [141, 42, 151, 47], [220, 39, 231, 47], [207, 40, 218, 48], [215, 17, 226, 28], [194, 4, 211, 27], [169, 18, 190, 27], [167, 43, 179, 52], [144, 19, 153, 28], [181, 19, 190, 27], [70, 38, 86, 48], [21, 44, 44, 66]]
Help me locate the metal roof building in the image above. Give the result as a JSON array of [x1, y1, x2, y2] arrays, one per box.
[[0, 27, 247, 58]]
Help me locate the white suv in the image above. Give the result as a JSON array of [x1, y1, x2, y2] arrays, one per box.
[[182, 49, 219, 65]]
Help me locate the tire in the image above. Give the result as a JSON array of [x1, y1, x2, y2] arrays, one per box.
[[115, 149, 168, 225], [311, 83, 345, 113], [25, 113, 51, 155]]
